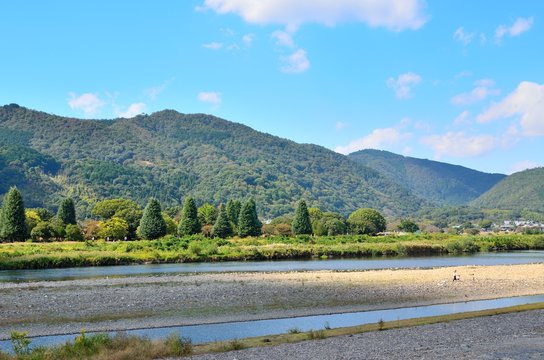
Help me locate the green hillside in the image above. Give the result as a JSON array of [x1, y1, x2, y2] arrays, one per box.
[[471, 167, 544, 213], [348, 149, 505, 206], [0, 104, 425, 217]]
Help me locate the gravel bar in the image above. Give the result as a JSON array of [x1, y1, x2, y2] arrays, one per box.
[[186, 309, 544, 360]]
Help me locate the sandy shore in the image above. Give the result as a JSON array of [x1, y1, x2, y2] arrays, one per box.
[[1, 263, 543, 339]]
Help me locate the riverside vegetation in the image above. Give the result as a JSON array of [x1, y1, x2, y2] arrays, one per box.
[[1, 233, 544, 270], [1, 188, 544, 269]]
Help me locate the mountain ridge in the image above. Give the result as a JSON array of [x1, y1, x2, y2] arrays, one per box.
[[0, 104, 425, 217], [348, 149, 506, 206]]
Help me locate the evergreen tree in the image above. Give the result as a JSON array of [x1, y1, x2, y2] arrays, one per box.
[[226, 199, 241, 228], [292, 200, 312, 235], [57, 198, 77, 225], [0, 187, 27, 242], [238, 198, 262, 237], [178, 197, 201, 236], [138, 198, 167, 239], [212, 205, 233, 239]]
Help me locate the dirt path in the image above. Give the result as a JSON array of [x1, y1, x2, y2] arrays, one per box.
[[1, 263, 543, 339]]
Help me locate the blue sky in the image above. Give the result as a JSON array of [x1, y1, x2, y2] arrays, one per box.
[[1, 1, 543, 175]]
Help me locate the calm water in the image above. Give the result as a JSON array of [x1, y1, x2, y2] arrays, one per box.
[[1, 294, 543, 352], [1, 250, 544, 282]]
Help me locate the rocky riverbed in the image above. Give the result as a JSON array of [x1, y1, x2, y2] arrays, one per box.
[[1, 263, 543, 340]]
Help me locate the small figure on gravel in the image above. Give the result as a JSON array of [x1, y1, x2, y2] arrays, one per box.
[[453, 270, 460, 281]]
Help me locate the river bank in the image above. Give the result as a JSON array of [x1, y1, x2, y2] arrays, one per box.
[[1, 263, 543, 340], [184, 308, 544, 359]]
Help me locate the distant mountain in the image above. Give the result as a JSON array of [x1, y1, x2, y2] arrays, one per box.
[[0, 104, 426, 217], [348, 149, 505, 206], [471, 167, 544, 213]]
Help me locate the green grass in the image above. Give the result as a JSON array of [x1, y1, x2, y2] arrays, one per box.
[[0, 330, 193, 360], [1, 233, 543, 270]]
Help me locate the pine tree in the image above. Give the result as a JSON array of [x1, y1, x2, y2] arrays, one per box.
[[212, 205, 233, 239], [0, 187, 27, 242], [178, 197, 201, 236], [57, 198, 77, 225], [238, 198, 262, 237], [138, 198, 167, 240], [292, 200, 313, 235], [226, 199, 241, 229]]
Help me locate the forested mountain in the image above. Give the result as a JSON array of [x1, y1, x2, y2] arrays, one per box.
[[471, 167, 544, 213], [0, 104, 425, 217], [348, 149, 505, 206]]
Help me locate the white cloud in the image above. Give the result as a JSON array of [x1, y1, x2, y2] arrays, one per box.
[[451, 79, 500, 105], [453, 110, 471, 126], [335, 127, 411, 155], [201, 0, 428, 31], [386, 72, 422, 99], [203, 42, 224, 50], [453, 27, 474, 45], [281, 49, 310, 74], [272, 30, 295, 47], [495, 17, 534, 42], [455, 71, 472, 79], [242, 33, 254, 46], [477, 81, 544, 136], [198, 91, 222, 105], [508, 160, 540, 175], [421, 132, 496, 158], [68, 92, 105, 116], [115, 103, 146, 118]]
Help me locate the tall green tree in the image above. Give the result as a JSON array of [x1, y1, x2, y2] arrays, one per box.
[[0, 187, 27, 242], [138, 198, 167, 239], [198, 203, 218, 225], [57, 198, 77, 225], [347, 208, 386, 235], [178, 197, 200, 236], [212, 205, 233, 239], [226, 199, 241, 228], [292, 200, 312, 235], [238, 198, 262, 237]]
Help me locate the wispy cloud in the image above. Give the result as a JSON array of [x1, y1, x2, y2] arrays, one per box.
[[144, 78, 174, 101], [495, 17, 534, 42], [203, 42, 224, 50], [451, 79, 500, 105], [272, 30, 295, 48], [453, 27, 474, 45], [453, 110, 471, 126], [281, 49, 310, 74], [198, 91, 222, 105], [477, 81, 544, 136], [335, 121, 347, 131], [115, 103, 146, 118], [386, 72, 422, 99], [68, 92, 105, 116], [200, 0, 428, 31], [242, 33, 254, 46]]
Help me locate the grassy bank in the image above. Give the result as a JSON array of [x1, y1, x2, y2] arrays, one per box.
[[2, 302, 543, 360], [1, 233, 544, 270]]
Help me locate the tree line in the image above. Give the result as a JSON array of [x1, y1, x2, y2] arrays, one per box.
[[0, 187, 391, 243]]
